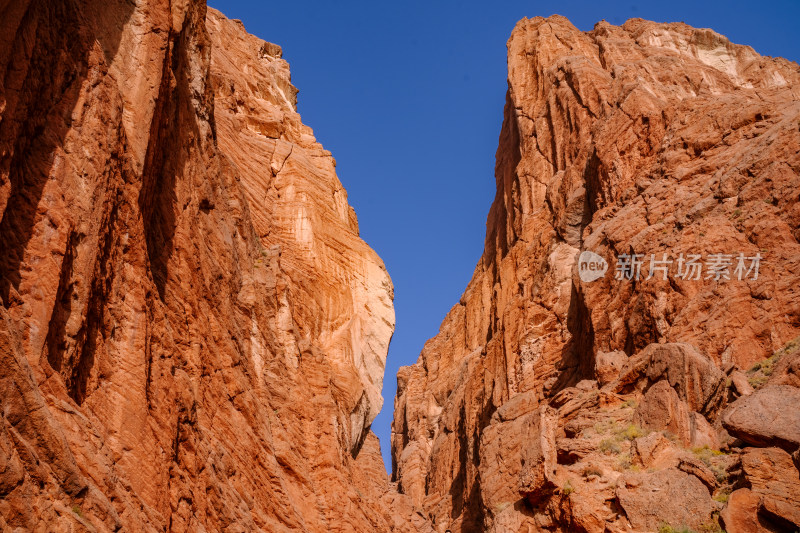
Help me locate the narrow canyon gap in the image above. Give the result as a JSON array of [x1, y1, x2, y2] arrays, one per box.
[[1, 2, 800, 532]]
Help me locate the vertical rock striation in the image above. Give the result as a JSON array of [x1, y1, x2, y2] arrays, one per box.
[[0, 1, 428, 531], [392, 16, 800, 532]]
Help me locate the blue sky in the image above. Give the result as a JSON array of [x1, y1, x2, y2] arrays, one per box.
[[208, 0, 800, 472]]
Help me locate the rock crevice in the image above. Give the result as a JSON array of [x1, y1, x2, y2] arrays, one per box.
[[0, 2, 427, 531], [392, 15, 800, 532]]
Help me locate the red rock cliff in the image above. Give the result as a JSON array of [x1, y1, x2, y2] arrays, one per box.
[[392, 16, 800, 532], [0, 1, 430, 531]]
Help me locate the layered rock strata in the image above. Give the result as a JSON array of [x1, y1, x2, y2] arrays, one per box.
[[392, 16, 800, 532], [0, 1, 427, 531]]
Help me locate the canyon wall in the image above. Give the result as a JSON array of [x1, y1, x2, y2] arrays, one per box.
[[0, 1, 428, 531], [392, 16, 800, 532]]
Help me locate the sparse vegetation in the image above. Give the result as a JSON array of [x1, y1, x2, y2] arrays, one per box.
[[581, 466, 602, 478], [713, 489, 730, 504], [599, 438, 622, 455], [658, 524, 696, 533], [699, 515, 726, 533], [594, 420, 649, 460], [619, 423, 646, 441], [659, 521, 724, 533], [616, 453, 633, 471], [593, 419, 619, 434], [749, 356, 775, 375], [662, 430, 678, 442], [71, 505, 83, 518], [777, 335, 800, 356], [691, 446, 725, 463], [622, 399, 638, 409], [691, 446, 729, 483], [562, 480, 574, 495], [746, 335, 800, 389], [747, 374, 769, 389]]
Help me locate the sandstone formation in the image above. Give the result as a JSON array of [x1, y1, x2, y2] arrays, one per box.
[[0, 1, 428, 531], [392, 15, 800, 532], [722, 385, 800, 451]]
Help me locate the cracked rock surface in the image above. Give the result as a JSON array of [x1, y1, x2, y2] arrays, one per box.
[[391, 15, 800, 532], [0, 2, 429, 531]]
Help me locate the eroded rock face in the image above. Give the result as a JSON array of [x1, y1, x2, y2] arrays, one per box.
[[722, 385, 800, 451], [736, 447, 800, 530], [633, 380, 692, 444], [392, 15, 800, 532], [616, 468, 716, 531], [0, 2, 424, 531]]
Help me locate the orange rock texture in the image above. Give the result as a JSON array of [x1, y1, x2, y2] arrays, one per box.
[[391, 16, 800, 532], [0, 1, 429, 531]]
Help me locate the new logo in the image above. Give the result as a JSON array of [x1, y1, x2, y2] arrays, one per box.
[[578, 251, 608, 282]]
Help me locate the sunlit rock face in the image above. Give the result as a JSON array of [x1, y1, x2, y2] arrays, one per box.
[[391, 16, 800, 532], [0, 1, 428, 531], [206, 7, 395, 458]]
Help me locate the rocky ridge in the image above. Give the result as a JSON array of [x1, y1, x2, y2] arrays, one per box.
[[392, 16, 800, 532]]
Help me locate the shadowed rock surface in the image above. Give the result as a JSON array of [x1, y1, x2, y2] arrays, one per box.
[[0, 1, 430, 531], [3, 4, 800, 532], [392, 15, 800, 532]]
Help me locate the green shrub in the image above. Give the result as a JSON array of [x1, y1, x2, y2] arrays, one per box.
[[699, 516, 726, 533], [691, 446, 725, 461], [658, 524, 696, 533], [616, 453, 633, 471], [619, 423, 645, 441], [747, 336, 800, 389], [599, 439, 621, 455], [713, 490, 730, 504]]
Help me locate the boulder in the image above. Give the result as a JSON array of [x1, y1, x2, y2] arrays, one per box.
[[616, 468, 716, 531], [634, 380, 691, 445], [677, 456, 716, 492], [614, 343, 726, 417], [720, 489, 771, 533], [518, 406, 558, 503], [689, 412, 720, 449], [768, 341, 800, 388], [722, 385, 800, 451], [595, 351, 628, 386], [556, 437, 596, 464], [631, 432, 674, 468], [739, 447, 800, 529], [729, 370, 754, 397]]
